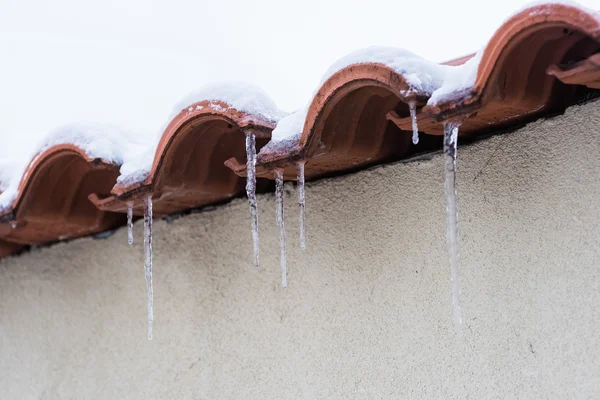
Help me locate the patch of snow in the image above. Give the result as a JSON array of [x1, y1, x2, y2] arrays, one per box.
[[270, 107, 308, 143], [426, 50, 483, 106], [0, 122, 144, 211], [117, 144, 157, 186], [321, 46, 449, 95], [173, 81, 286, 123]]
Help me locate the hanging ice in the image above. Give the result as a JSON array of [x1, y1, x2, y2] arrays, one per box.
[[143, 195, 154, 340], [245, 132, 259, 267], [275, 169, 287, 288], [409, 101, 419, 145], [443, 122, 462, 330], [127, 201, 134, 245], [297, 162, 306, 250]]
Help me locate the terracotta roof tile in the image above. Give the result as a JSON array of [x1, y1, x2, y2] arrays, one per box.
[[230, 2, 600, 180], [0, 145, 122, 245], [89, 100, 275, 217], [0, 2, 599, 257]]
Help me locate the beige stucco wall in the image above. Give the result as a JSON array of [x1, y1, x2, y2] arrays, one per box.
[[1, 99, 599, 399]]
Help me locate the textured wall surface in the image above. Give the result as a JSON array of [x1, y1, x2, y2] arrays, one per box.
[[1, 100, 599, 399]]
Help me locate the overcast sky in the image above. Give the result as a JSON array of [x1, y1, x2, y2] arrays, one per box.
[[1, 0, 599, 161]]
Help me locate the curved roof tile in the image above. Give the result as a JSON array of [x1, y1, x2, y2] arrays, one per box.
[[226, 63, 421, 180], [0, 144, 122, 246], [90, 100, 276, 217], [426, 2, 600, 123]]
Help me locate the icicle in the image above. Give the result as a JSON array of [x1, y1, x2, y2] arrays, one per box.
[[245, 132, 259, 267], [443, 122, 462, 330], [127, 201, 134, 245], [297, 162, 306, 250], [143, 195, 154, 340], [275, 169, 287, 288], [409, 101, 419, 145]]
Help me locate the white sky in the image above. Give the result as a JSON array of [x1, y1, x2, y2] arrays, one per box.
[[1, 0, 599, 161]]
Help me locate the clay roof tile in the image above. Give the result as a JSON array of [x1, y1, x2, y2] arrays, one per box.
[[1, 1, 599, 257]]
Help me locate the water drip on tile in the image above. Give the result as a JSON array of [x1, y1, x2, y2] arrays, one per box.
[[297, 162, 306, 250], [409, 101, 419, 145], [275, 169, 287, 288], [245, 132, 259, 268], [127, 201, 134, 245], [143, 195, 154, 340], [443, 121, 462, 331]]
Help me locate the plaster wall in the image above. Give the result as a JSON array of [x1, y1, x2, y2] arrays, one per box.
[[1, 100, 599, 399]]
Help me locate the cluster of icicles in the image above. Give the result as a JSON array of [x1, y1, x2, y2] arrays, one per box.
[[241, 107, 463, 328], [126, 103, 464, 340], [245, 131, 307, 288]]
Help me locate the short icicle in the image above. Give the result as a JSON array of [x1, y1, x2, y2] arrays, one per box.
[[127, 201, 134, 245], [143, 195, 154, 340], [275, 169, 287, 288], [297, 162, 306, 250], [245, 132, 259, 267], [443, 122, 462, 330], [409, 101, 419, 145]]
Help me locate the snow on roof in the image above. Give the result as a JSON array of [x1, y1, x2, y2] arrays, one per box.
[[263, 47, 484, 145], [115, 81, 286, 186], [426, 50, 484, 105], [270, 107, 308, 143], [1, 0, 597, 198], [116, 144, 156, 186], [260, 0, 599, 146], [0, 122, 144, 211], [172, 81, 286, 123], [321, 47, 452, 95]]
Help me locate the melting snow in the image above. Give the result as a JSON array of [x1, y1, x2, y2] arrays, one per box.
[[297, 162, 306, 250], [127, 201, 134, 245], [408, 101, 419, 145], [443, 122, 462, 330], [245, 132, 260, 268], [275, 169, 287, 288], [143, 195, 154, 340]]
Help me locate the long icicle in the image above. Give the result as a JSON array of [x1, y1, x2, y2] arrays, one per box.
[[443, 122, 462, 330], [297, 162, 306, 250], [275, 169, 287, 288], [245, 132, 259, 267], [409, 101, 419, 145], [143, 195, 154, 340], [127, 201, 134, 245]]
